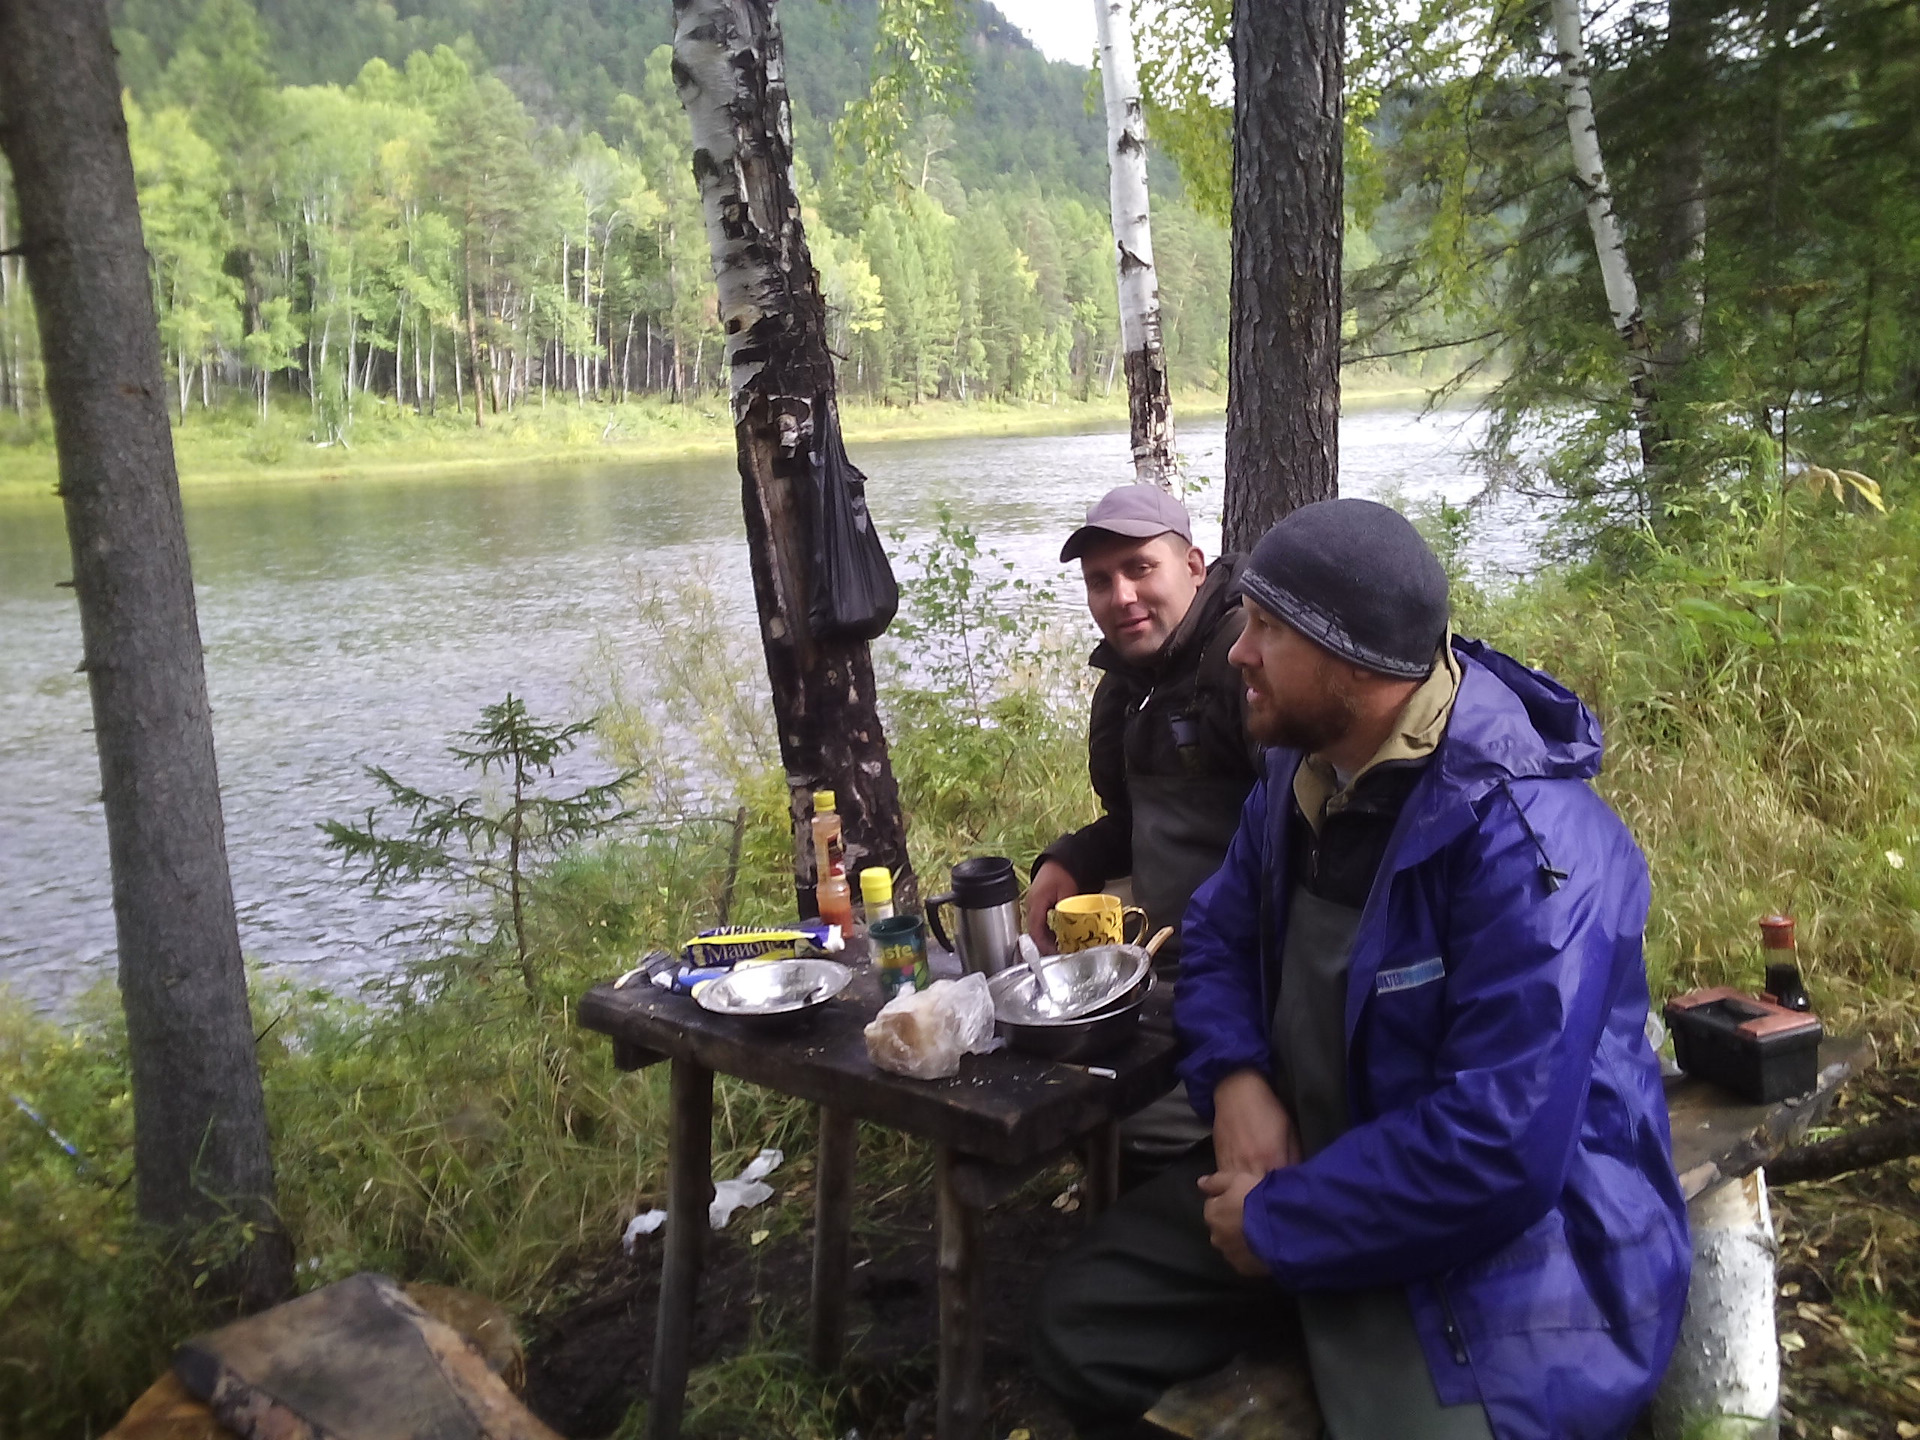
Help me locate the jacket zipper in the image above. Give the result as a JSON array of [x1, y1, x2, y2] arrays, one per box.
[[1437, 1280, 1470, 1365]]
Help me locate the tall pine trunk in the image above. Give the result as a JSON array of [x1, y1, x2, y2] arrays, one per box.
[[0, 0, 291, 1309], [1549, 0, 1664, 481], [1094, 0, 1176, 487], [1651, 0, 1710, 372], [1221, 0, 1344, 551], [672, 0, 916, 911]]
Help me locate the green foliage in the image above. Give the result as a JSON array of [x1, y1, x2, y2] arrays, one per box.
[[1456, 498, 1920, 1049], [1, 0, 1235, 444], [323, 696, 637, 1000]]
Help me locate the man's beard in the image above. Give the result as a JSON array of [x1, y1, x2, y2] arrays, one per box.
[[1247, 681, 1358, 754]]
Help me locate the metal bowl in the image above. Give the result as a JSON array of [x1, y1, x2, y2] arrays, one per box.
[[995, 973, 1154, 1061], [692, 959, 853, 1032], [988, 944, 1152, 1024]]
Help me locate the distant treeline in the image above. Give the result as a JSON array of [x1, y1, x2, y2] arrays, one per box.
[[0, 0, 1230, 434]]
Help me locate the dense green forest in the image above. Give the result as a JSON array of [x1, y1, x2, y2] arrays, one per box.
[[0, 0, 1230, 435]]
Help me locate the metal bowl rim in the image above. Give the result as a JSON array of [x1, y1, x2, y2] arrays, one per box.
[[692, 958, 854, 1016]]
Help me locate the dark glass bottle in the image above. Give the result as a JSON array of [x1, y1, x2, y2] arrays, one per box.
[[1760, 914, 1811, 1012]]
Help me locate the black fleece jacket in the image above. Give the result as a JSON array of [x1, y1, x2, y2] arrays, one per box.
[[1038, 555, 1259, 889]]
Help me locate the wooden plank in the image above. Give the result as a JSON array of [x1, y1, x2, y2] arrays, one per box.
[[1665, 1035, 1870, 1199], [1144, 1355, 1322, 1440], [649, 1059, 713, 1440], [935, 1146, 988, 1440], [807, 1105, 857, 1372], [579, 970, 1179, 1167]]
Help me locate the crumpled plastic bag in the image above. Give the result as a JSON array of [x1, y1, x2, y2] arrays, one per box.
[[710, 1146, 783, 1229], [620, 1147, 785, 1253], [863, 972, 1001, 1080]]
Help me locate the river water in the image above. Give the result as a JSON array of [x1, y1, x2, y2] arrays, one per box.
[[1, 407, 1542, 1015]]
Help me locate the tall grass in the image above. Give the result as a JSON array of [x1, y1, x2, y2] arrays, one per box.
[[1456, 489, 1920, 1051]]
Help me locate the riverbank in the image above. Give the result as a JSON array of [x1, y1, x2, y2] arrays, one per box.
[[0, 372, 1449, 499]]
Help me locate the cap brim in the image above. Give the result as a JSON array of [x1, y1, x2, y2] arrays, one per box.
[[1059, 521, 1186, 562]]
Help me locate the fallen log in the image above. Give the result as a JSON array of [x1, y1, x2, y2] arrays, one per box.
[[1766, 1108, 1920, 1185]]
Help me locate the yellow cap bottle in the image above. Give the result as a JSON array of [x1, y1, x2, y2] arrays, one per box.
[[859, 866, 894, 921]]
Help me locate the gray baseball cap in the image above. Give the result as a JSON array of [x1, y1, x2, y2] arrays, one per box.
[[1059, 484, 1195, 562]]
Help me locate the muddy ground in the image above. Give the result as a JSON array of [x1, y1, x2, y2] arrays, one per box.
[[524, 1151, 1084, 1439]]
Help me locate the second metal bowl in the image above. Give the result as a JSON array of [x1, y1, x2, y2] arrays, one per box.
[[988, 943, 1152, 1024], [994, 971, 1155, 1061]]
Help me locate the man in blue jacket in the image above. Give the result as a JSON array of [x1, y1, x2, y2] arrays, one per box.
[[1031, 500, 1689, 1440]]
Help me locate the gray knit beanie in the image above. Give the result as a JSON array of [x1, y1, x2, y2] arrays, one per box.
[[1235, 498, 1450, 679]]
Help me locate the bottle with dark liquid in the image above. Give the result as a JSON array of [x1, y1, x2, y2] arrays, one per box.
[[1759, 914, 1811, 1012]]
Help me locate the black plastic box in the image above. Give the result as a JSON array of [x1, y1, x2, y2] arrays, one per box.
[[1664, 987, 1824, 1103]]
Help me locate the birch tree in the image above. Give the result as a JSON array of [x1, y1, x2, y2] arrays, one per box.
[[0, 0, 291, 1308], [1094, 0, 1176, 486], [672, 0, 916, 911], [1549, 0, 1663, 474]]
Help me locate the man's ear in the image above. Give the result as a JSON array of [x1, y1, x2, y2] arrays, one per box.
[[1185, 544, 1207, 580]]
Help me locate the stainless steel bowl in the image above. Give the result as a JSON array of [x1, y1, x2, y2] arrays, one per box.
[[692, 958, 853, 1032], [988, 944, 1152, 1024], [995, 971, 1155, 1060]]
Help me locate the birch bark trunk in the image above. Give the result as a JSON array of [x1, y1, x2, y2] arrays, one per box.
[[0, 0, 290, 1308], [1094, 0, 1176, 488], [672, 0, 916, 911], [1549, 0, 1665, 478]]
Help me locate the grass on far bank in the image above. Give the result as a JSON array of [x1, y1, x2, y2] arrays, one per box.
[[5, 466, 1919, 1437], [0, 367, 1454, 499]]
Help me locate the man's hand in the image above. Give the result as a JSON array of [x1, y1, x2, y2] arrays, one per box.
[[1198, 1170, 1268, 1276], [1210, 1068, 1302, 1178], [1024, 859, 1082, 955]]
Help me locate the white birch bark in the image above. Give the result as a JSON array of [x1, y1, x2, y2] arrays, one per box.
[[1094, 0, 1177, 487], [1549, 0, 1663, 473], [1651, 1171, 1781, 1439]]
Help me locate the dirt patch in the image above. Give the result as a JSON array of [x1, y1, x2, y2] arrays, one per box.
[[523, 1157, 1088, 1439], [1772, 1062, 1920, 1440]]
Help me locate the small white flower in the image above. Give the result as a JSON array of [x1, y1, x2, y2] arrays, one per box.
[[1888, 850, 1907, 870]]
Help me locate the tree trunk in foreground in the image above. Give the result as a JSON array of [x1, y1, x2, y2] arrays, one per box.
[[0, 0, 291, 1308], [1094, 0, 1176, 488], [1222, 0, 1344, 552], [672, 0, 916, 911], [1548, 0, 1665, 481]]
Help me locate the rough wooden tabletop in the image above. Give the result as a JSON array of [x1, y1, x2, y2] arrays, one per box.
[[577, 967, 1181, 1166], [1665, 1034, 1872, 1199]]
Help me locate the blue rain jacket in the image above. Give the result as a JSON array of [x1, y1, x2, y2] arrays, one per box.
[[1175, 637, 1689, 1440]]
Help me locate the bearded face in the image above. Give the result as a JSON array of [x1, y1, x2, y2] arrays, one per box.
[[1229, 601, 1363, 754]]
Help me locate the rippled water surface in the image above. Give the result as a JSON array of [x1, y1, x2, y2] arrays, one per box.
[[1, 407, 1543, 1013]]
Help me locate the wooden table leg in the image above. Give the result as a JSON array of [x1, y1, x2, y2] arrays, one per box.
[[935, 1145, 987, 1440], [807, 1105, 857, 1372], [1082, 1119, 1121, 1219], [649, 1058, 714, 1440]]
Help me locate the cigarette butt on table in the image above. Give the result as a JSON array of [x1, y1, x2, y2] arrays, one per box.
[[1060, 1063, 1117, 1079]]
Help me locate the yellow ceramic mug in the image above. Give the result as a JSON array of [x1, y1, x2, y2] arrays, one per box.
[[1050, 893, 1150, 953]]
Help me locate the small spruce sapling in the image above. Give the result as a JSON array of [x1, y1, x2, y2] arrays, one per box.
[[323, 694, 637, 998]]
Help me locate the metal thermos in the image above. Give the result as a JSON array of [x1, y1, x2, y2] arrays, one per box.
[[924, 856, 1022, 977]]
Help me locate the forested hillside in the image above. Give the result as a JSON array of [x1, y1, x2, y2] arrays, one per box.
[[0, 0, 1229, 433]]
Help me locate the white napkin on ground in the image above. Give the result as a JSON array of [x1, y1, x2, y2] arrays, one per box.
[[621, 1147, 786, 1253]]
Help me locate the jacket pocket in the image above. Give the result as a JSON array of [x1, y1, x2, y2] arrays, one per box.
[[1446, 1210, 1609, 1335]]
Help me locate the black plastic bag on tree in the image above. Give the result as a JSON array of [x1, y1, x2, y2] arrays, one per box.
[[805, 396, 898, 641]]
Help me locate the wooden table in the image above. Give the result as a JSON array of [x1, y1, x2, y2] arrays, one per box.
[[1665, 1034, 1870, 1200], [577, 965, 1181, 1440]]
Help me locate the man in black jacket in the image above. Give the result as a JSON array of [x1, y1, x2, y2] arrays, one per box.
[[1028, 485, 1260, 1163]]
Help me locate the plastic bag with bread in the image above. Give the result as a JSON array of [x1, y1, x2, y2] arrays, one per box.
[[862, 972, 1001, 1079]]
